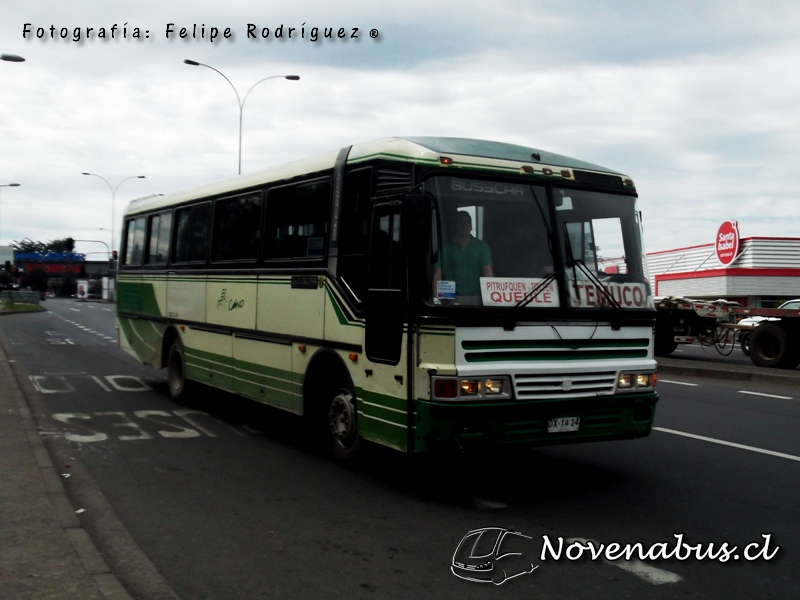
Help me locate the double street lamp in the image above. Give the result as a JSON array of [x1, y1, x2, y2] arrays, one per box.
[[81, 173, 145, 257], [183, 59, 299, 174]]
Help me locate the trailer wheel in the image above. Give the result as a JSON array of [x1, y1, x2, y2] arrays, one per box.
[[739, 332, 751, 356], [654, 328, 678, 357], [749, 322, 793, 369]]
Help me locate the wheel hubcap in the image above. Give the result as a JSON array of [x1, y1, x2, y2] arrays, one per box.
[[329, 391, 356, 445]]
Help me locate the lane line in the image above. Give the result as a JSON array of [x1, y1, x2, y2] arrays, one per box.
[[654, 427, 800, 463], [738, 390, 793, 400], [566, 538, 682, 585], [658, 379, 699, 387]]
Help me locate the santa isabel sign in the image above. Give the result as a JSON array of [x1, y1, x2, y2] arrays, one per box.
[[715, 220, 740, 266]]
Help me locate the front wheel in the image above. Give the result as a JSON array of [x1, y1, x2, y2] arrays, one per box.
[[326, 389, 361, 460]]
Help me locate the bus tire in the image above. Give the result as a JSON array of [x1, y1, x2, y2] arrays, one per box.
[[749, 322, 791, 368], [167, 338, 191, 400], [326, 388, 361, 460]]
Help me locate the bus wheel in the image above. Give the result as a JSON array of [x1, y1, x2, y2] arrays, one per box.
[[327, 389, 361, 460], [167, 338, 190, 400], [749, 322, 790, 368]]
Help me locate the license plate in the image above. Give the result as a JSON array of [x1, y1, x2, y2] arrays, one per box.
[[548, 417, 580, 433]]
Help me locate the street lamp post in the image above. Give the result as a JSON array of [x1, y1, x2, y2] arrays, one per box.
[[82, 174, 145, 302], [0, 183, 21, 247], [81, 174, 145, 256], [183, 59, 299, 174]]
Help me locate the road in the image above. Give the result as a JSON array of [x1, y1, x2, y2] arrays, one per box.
[[1, 298, 798, 599]]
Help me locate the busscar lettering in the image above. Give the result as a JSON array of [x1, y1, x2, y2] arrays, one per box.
[[451, 180, 525, 196]]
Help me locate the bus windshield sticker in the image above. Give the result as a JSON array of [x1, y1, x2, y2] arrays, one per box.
[[480, 277, 559, 307], [436, 280, 456, 299]]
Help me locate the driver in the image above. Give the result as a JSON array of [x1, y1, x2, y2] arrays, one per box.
[[433, 211, 493, 298]]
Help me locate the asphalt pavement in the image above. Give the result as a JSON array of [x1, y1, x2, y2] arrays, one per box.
[[1, 308, 798, 599]]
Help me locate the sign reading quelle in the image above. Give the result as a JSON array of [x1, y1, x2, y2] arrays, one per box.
[[479, 278, 650, 308], [715, 220, 740, 265]]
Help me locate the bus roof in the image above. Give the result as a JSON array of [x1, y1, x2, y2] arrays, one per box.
[[126, 136, 626, 215]]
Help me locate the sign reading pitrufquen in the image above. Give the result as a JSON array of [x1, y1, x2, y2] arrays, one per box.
[[715, 220, 740, 266]]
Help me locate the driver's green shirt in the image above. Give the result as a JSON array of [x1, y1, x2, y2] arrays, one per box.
[[438, 236, 492, 296]]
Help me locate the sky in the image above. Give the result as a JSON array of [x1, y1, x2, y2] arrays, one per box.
[[2, 0, 800, 260]]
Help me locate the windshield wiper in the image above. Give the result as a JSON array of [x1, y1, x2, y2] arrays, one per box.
[[562, 222, 623, 312], [502, 272, 558, 330]]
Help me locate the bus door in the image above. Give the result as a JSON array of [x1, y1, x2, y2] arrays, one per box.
[[360, 198, 411, 451], [364, 199, 407, 365]]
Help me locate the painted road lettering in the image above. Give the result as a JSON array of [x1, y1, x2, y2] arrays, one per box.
[[30, 373, 152, 394], [50, 409, 244, 443]]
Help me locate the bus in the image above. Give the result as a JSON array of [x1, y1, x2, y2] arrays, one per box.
[[117, 136, 658, 459]]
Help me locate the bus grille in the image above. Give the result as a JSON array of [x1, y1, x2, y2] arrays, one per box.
[[461, 338, 650, 363], [513, 371, 617, 400]]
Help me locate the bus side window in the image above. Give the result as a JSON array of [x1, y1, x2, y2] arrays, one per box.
[[146, 211, 172, 265], [265, 178, 331, 260], [173, 203, 211, 264], [122, 217, 146, 267], [338, 167, 373, 301], [211, 193, 262, 263]]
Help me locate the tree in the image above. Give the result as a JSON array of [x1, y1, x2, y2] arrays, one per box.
[[11, 237, 77, 253]]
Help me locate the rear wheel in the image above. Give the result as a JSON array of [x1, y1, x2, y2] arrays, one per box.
[[167, 338, 190, 399]]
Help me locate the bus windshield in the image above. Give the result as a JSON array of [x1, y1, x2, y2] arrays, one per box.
[[424, 176, 652, 310]]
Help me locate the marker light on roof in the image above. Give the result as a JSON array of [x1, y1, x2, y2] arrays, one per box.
[[543, 168, 553, 176], [522, 165, 534, 173], [561, 170, 571, 178], [440, 156, 453, 165]]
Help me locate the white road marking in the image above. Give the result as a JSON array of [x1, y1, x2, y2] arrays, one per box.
[[473, 498, 509, 509], [566, 538, 682, 585], [70, 308, 80, 312], [738, 390, 793, 400], [658, 379, 698, 387], [654, 427, 800, 462]]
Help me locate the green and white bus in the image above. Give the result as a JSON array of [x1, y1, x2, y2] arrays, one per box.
[[117, 137, 658, 459]]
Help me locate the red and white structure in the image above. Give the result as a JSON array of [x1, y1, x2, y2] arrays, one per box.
[[647, 222, 800, 307]]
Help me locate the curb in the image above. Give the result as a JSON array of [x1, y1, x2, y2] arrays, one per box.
[[0, 328, 180, 600], [4, 351, 134, 600]]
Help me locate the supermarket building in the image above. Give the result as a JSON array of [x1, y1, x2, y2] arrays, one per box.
[[646, 221, 800, 308]]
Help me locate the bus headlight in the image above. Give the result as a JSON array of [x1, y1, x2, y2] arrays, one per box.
[[432, 376, 512, 401], [460, 380, 481, 396], [617, 372, 657, 392], [484, 379, 505, 395]]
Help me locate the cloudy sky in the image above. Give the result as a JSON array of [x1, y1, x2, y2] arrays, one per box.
[[2, 0, 799, 260]]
